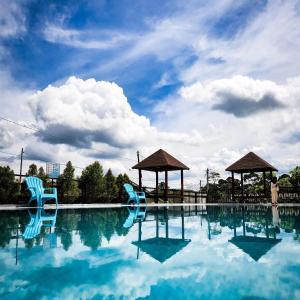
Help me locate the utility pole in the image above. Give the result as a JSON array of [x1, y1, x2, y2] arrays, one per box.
[[137, 150, 140, 163], [19, 148, 24, 183]]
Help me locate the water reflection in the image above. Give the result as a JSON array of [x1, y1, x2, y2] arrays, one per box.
[[23, 208, 57, 240], [123, 206, 146, 229], [0, 205, 300, 299]]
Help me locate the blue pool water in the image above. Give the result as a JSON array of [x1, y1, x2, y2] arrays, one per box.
[[0, 205, 300, 300]]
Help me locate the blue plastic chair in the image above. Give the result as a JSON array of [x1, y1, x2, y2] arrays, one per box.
[[25, 176, 58, 207], [123, 206, 146, 228], [123, 183, 146, 204], [23, 208, 57, 239]]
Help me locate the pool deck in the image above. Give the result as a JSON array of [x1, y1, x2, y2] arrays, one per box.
[[0, 202, 300, 210]]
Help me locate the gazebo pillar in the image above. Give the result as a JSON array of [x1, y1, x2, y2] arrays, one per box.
[[263, 171, 266, 197], [180, 169, 184, 203], [138, 169, 142, 191], [231, 171, 235, 202], [164, 170, 168, 202], [241, 172, 244, 201], [155, 170, 159, 203]]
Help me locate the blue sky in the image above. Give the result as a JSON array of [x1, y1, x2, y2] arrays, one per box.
[[2, 0, 268, 116], [0, 0, 300, 185]]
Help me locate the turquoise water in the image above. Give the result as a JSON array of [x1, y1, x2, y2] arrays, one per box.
[[0, 205, 300, 300]]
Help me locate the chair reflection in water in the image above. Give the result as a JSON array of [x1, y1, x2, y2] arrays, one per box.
[[123, 183, 146, 205], [23, 207, 57, 240], [123, 206, 147, 229]]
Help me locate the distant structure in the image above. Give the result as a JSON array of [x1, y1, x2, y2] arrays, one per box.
[[226, 152, 278, 201], [132, 149, 189, 202], [46, 162, 60, 178]]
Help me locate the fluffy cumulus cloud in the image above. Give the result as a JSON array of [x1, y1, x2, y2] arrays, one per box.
[[180, 75, 300, 117], [29, 77, 155, 149]]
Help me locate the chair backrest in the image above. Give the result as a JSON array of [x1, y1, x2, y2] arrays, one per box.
[[123, 183, 136, 199], [25, 177, 44, 197]]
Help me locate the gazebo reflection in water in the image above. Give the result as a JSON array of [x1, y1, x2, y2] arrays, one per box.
[[132, 207, 191, 262], [228, 206, 282, 261]]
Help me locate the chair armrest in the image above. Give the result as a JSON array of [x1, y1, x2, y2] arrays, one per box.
[[44, 188, 57, 195]]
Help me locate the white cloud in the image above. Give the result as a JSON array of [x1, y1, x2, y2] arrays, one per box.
[[29, 76, 155, 149], [43, 25, 137, 50], [0, 0, 26, 38]]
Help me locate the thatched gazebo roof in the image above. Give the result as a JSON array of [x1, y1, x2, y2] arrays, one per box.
[[226, 152, 277, 173], [132, 237, 191, 263], [229, 236, 281, 261], [132, 149, 189, 172]]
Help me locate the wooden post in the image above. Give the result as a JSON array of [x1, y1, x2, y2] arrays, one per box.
[[263, 171, 266, 197], [156, 207, 159, 238], [241, 172, 244, 201], [155, 170, 159, 203], [181, 206, 185, 240], [231, 171, 235, 202], [164, 170, 168, 202], [19, 148, 24, 183], [165, 208, 169, 238], [138, 169, 142, 191], [180, 169, 184, 203]]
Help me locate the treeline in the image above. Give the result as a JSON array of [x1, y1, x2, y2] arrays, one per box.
[[0, 161, 131, 204], [204, 166, 300, 200]]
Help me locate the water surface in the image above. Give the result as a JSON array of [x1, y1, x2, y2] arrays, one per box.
[[0, 205, 300, 300]]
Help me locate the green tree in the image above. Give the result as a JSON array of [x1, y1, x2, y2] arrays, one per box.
[[37, 166, 49, 185], [26, 164, 38, 176], [104, 169, 118, 201], [57, 161, 79, 201], [0, 166, 19, 203], [79, 161, 105, 202], [115, 173, 130, 200], [290, 166, 300, 186], [278, 176, 292, 187]]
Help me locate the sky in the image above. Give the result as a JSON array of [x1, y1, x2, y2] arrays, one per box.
[[0, 0, 300, 188]]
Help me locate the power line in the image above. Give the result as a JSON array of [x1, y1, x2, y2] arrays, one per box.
[[0, 116, 38, 132]]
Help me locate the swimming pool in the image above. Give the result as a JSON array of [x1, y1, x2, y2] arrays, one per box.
[[0, 205, 300, 299]]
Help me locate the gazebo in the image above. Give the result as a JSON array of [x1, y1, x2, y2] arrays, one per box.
[[132, 149, 189, 202], [225, 152, 278, 201]]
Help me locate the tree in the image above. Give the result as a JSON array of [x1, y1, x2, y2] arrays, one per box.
[[209, 171, 220, 185], [79, 161, 105, 202], [26, 164, 38, 176], [290, 166, 300, 186], [104, 169, 118, 201], [57, 161, 79, 201], [37, 166, 48, 185], [278, 176, 292, 187], [115, 173, 130, 200], [0, 166, 19, 203]]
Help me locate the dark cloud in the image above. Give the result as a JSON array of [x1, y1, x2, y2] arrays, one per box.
[[35, 124, 132, 149], [285, 132, 300, 144], [24, 147, 55, 163], [212, 93, 285, 117], [85, 149, 122, 160]]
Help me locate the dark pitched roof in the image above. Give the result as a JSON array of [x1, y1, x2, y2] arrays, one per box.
[[132, 149, 189, 171], [132, 237, 191, 263], [225, 152, 278, 173], [229, 236, 281, 261]]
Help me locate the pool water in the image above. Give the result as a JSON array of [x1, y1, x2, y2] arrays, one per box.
[[0, 205, 300, 300]]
